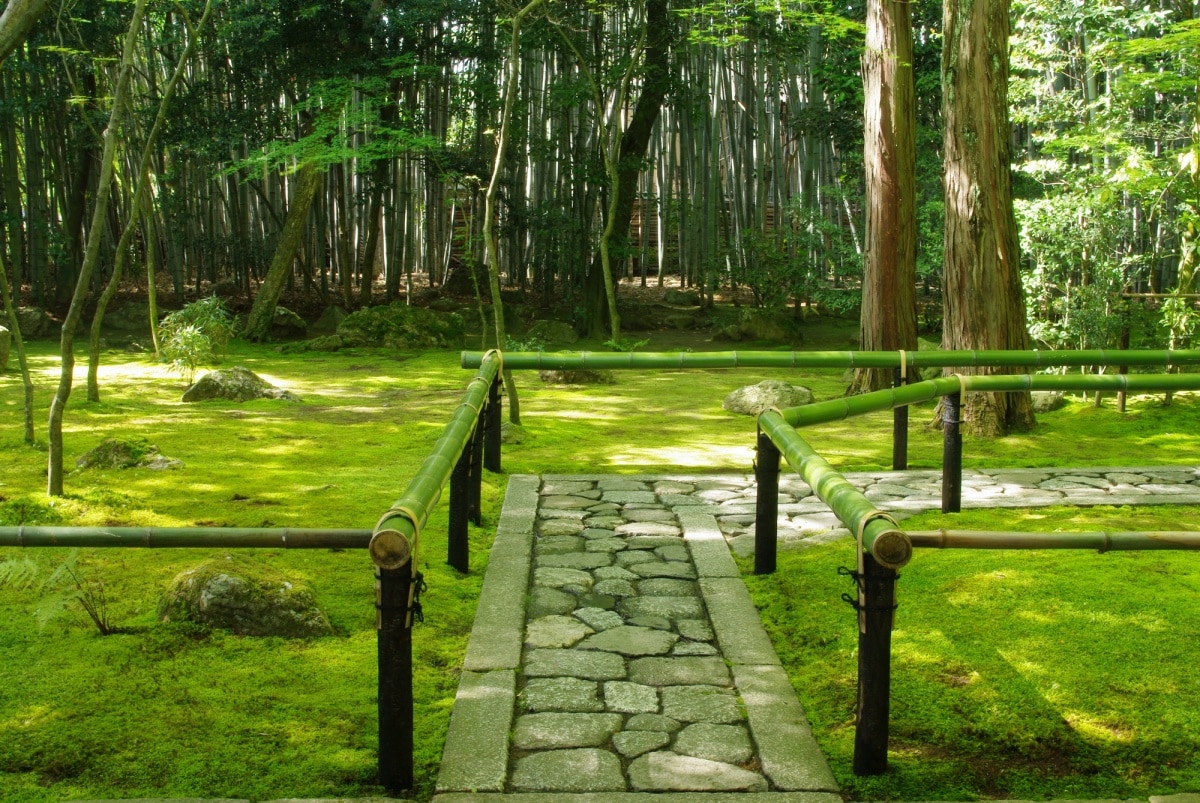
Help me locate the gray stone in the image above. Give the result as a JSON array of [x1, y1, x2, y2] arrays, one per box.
[[654, 481, 696, 494], [618, 596, 705, 620], [592, 579, 638, 597], [578, 625, 679, 656], [524, 615, 594, 649], [628, 751, 767, 792], [536, 552, 613, 570], [630, 561, 697, 580], [625, 535, 684, 550], [602, 490, 659, 504], [1139, 483, 1197, 494], [538, 519, 585, 536], [697, 489, 742, 502], [597, 477, 651, 490], [1107, 472, 1150, 484], [182, 366, 300, 403], [594, 565, 640, 581], [613, 730, 672, 758], [676, 619, 714, 641], [527, 587, 578, 618], [540, 480, 594, 495], [75, 439, 183, 471], [626, 712, 682, 733], [637, 578, 697, 596], [615, 550, 659, 567], [723, 380, 813, 416], [585, 537, 627, 553], [584, 516, 625, 530], [673, 723, 753, 764], [574, 607, 625, 631], [535, 535, 584, 555], [628, 615, 673, 630], [660, 685, 743, 724], [655, 545, 690, 562], [577, 592, 617, 610], [540, 495, 597, 510], [618, 522, 683, 537], [523, 648, 627, 680], [434, 671, 516, 792], [533, 567, 593, 590], [158, 555, 330, 637], [604, 680, 660, 713], [673, 641, 719, 656], [520, 676, 604, 712], [700, 577, 782, 666], [524, 319, 581, 347], [629, 657, 731, 687], [510, 748, 625, 792], [623, 508, 678, 522], [1031, 390, 1066, 412], [512, 713, 623, 749]]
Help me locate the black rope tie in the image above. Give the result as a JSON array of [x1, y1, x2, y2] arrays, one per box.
[[410, 571, 427, 625], [838, 565, 900, 614]]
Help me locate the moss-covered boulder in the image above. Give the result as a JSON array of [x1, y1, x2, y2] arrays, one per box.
[[722, 380, 813, 416], [159, 554, 332, 638], [337, 302, 464, 349], [539, 369, 616, 385], [526, 319, 579, 347], [16, 307, 53, 338], [182, 366, 300, 403], [75, 438, 183, 471], [269, 306, 308, 340]]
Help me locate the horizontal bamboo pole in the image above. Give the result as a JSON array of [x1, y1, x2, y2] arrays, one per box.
[[782, 372, 1200, 427], [0, 527, 371, 549], [758, 410, 912, 569], [909, 530, 1200, 551], [371, 352, 502, 568], [461, 349, 1200, 371]]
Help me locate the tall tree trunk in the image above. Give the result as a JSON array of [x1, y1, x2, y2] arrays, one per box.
[[851, 0, 919, 393], [0, 0, 49, 64], [0, 254, 34, 443], [48, 0, 149, 496], [941, 0, 1034, 436]]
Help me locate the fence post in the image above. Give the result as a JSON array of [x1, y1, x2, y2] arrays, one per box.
[[754, 427, 780, 575], [484, 376, 502, 473], [853, 552, 898, 776], [448, 445, 471, 573], [376, 560, 415, 794], [469, 411, 485, 527], [942, 391, 962, 514], [892, 366, 909, 471]]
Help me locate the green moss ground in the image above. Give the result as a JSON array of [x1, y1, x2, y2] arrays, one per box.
[[1, 331, 1198, 800]]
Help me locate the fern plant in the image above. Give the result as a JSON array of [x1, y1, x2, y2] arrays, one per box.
[[0, 550, 115, 635]]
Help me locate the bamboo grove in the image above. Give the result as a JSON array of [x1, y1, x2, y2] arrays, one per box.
[[0, 0, 1197, 350]]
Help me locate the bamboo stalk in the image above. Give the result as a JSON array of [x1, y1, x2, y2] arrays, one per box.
[[371, 353, 502, 568], [0, 527, 371, 549], [909, 530, 1200, 551], [758, 410, 912, 569], [461, 349, 1200, 371]]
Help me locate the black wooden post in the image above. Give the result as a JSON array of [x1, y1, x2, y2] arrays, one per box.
[[942, 390, 962, 513], [377, 563, 414, 794], [484, 376, 502, 473], [469, 413, 485, 527], [892, 366, 909, 471], [448, 446, 471, 573], [754, 428, 780, 575], [853, 552, 898, 776]]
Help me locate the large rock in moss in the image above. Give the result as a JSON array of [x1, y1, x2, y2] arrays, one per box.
[[76, 438, 183, 471], [16, 307, 53, 338], [337, 302, 464, 349], [182, 366, 300, 403], [525, 320, 579, 347], [269, 306, 308, 340], [723, 380, 813, 416], [159, 554, 332, 638], [539, 369, 616, 385]]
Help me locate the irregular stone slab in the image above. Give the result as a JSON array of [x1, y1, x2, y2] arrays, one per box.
[[614, 730, 672, 758], [584, 516, 625, 529], [528, 587, 578, 618], [533, 567, 593, 590], [674, 723, 753, 764], [618, 596, 706, 620], [625, 535, 684, 550], [541, 480, 594, 495], [594, 565, 640, 581], [597, 478, 651, 491], [541, 494, 599, 510], [538, 519, 585, 537], [539, 508, 588, 520], [655, 545, 690, 562], [521, 676, 604, 713], [628, 751, 767, 792], [676, 619, 714, 641], [628, 615, 673, 631], [624, 508, 678, 522], [1139, 483, 1197, 494], [697, 489, 742, 502], [654, 481, 696, 494], [574, 607, 624, 631], [673, 642, 719, 656], [525, 615, 594, 649], [578, 625, 679, 656], [638, 578, 697, 596], [603, 491, 659, 504], [661, 685, 743, 724], [630, 657, 731, 687], [586, 503, 622, 514], [512, 712, 623, 749], [510, 748, 625, 792], [585, 537, 627, 553], [627, 712, 682, 733], [604, 680, 660, 713], [618, 522, 683, 538], [660, 493, 709, 506], [524, 648, 626, 680], [577, 592, 617, 610], [630, 561, 697, 580], [700, 577, 782, 666], [536, 552, 613, 570], [593, 579, 637, 597], [1040, 479, 1098, 491], [615, 550, 659, 567], [535, 535, 584, 555]]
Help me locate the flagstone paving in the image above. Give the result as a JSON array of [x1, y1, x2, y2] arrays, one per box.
[[434, 465, 1200, 800]]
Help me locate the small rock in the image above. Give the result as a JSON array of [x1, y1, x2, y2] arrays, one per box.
[[512, 713, 623, 750], [673, 723, 754, 764], [511, 748, 625, 792], [525, 615, 594, 649], [605, 680, 660, 714], [521, 677, 604, 712], [182, 366, 300, 403], [578, 625, 679, 656], [614, 730, 672, 758], [628, 751, 767, 792], [722, 380, 813, 416]]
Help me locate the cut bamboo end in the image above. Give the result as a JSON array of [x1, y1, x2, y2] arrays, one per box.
[[871, 529, 913, 570], [370, 529, 412, 570]]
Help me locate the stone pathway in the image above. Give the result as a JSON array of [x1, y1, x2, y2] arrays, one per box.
[[434, 466, 1200, 801]]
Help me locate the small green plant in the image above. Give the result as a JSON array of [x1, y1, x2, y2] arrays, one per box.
[[603, 336, 649, 352], [158, 296, 235, 383], [506, 334, 546, 352], [0, 550, 115, 635]]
